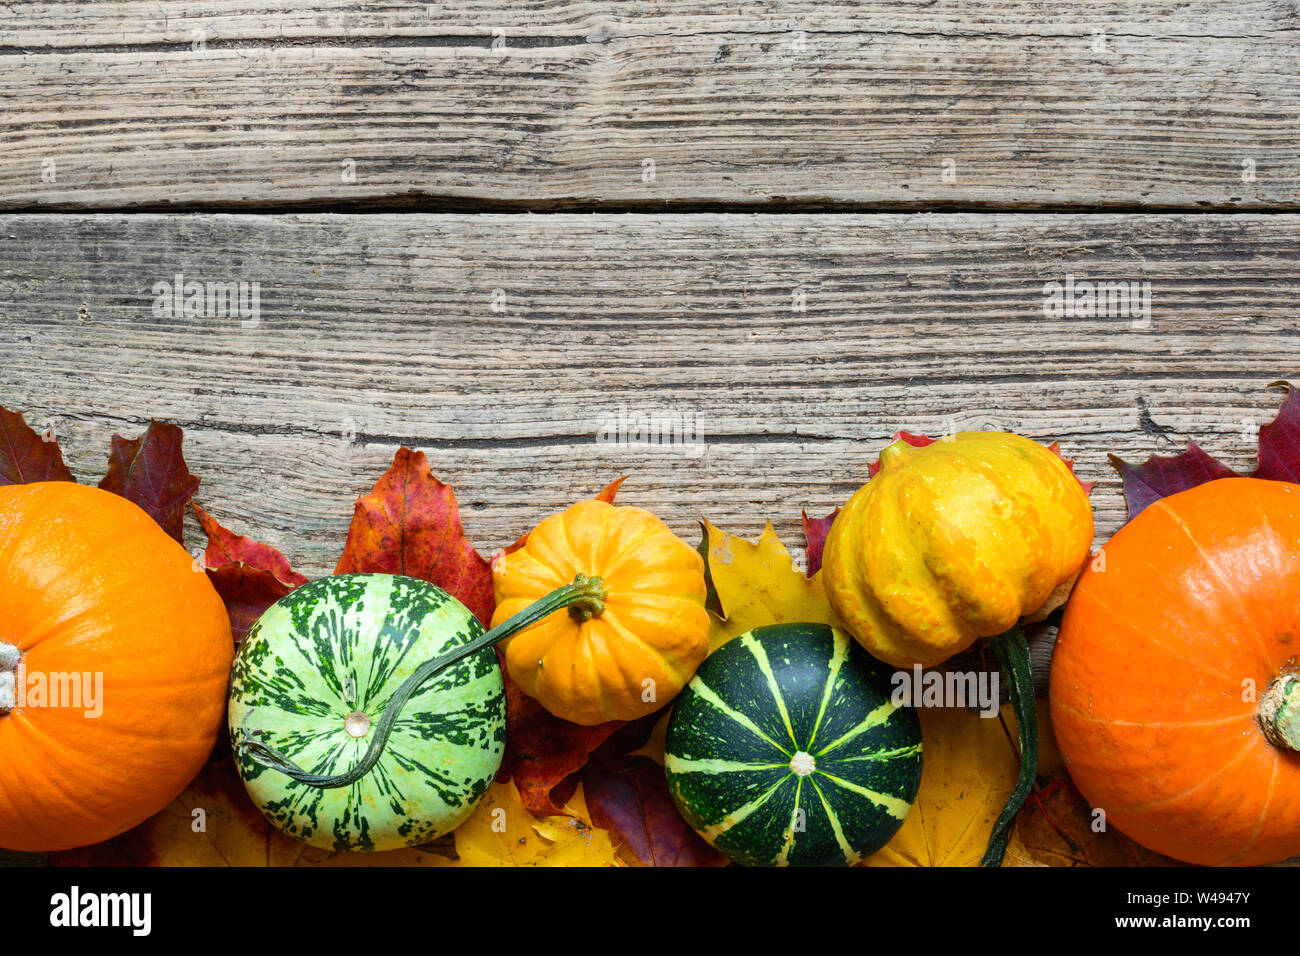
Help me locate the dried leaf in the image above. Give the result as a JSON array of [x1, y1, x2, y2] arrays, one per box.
[[583, 751, 726, 867], [1015, 778, 1177, 867], [97, 421, 199, 544], [800, 507, 840, 577], [194, 503, 307, 589], [0, 406, 74, 485], [449, 780, 621, 867], [864, 705, 1021, 867], [203, 565, 297, 646], [51, 760, 445, 867], [700, 519, 840, 650], [1108, 442, 1237, 521], [1000, 831, 1048, 868], [1255, 380, 1300, 482], [497, 653, 623, 817], [193, 504, 307, 644], [335, 447, 493, 626], [1109, 382, 1300, 522]]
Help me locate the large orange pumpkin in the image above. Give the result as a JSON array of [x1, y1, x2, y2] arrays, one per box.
[[1052, 477, 1300, 866], [492, 499, 709, 725], [0, 482, 233, 851]]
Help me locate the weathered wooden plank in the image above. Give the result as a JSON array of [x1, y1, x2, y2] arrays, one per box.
[[5, 1, 1295, 48], [2, 212, 1296, 576], [1, 1, 1296, 209]]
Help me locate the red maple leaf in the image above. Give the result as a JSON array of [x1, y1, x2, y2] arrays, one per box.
[[193, 503, 307, 644], [580, 718, 727, 867], [334, 447, 495, 626], [800, 507, 840, 577], [0, 407, 74, 485], [1110, 381, 1300, 522], [99, 421, 200, 544], [496, 659, 623, 817]]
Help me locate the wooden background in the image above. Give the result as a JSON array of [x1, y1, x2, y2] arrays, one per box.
[[2, 0, 1299, 865], [4, 212, 1298, 574]]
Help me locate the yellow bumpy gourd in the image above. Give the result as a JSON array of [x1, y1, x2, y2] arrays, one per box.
[[823, 432, 1093, 668]]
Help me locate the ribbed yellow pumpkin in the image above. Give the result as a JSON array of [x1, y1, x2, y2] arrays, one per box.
[[823, 432, 1094, 669], [491, 499, 709, 725]]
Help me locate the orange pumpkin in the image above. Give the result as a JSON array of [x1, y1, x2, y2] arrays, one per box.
[[1052, 477, 1300, 866], [491, 499, 709, 725], [0, 482, 233, 851]]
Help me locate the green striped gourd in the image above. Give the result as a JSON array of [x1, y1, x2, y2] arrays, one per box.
[[665, 622, 921, 866], [228, 574, 506, 852]]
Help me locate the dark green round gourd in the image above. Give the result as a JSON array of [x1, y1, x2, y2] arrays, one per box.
[[665, 622, 922, 866]]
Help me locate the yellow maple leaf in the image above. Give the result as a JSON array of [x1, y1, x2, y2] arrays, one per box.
[[52, 765, 620, 868], [700, 519, 842, 650], [449, 780, 621, 867], [865, 704, 1022, 867], [559, 782, 597, 827], [1001, 831, 1048, 868], [50, 761, 452, 866]]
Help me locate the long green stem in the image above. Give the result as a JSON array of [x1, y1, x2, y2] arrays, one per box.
[[234, 573, 607, 789], [980, 624, 1037, 867]]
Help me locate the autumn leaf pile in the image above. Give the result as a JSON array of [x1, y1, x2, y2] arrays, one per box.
[[3, 382, 1297, 867]]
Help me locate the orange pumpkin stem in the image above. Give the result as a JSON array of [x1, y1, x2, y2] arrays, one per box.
[[1259, 675, 1300, 753], [0, 642, 18, 715], [565, 572, 606, 622]]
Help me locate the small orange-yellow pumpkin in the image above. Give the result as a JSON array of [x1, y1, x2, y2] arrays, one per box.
[[491, 499, 709, 725], [823, 433, 1094, 668], [0, 482, 234, 851]]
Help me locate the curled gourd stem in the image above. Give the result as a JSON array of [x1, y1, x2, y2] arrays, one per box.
[[980, 625, 1037, 868], [235, 573, 608, 789]]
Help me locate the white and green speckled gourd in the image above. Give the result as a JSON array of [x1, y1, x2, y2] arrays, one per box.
[[228, 571, 607, 852]]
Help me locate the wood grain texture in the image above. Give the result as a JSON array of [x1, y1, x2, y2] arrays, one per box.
[[2, 212, 1297, 578], [2, 1, 1297, 209], [8, 1, 1298, 48]]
